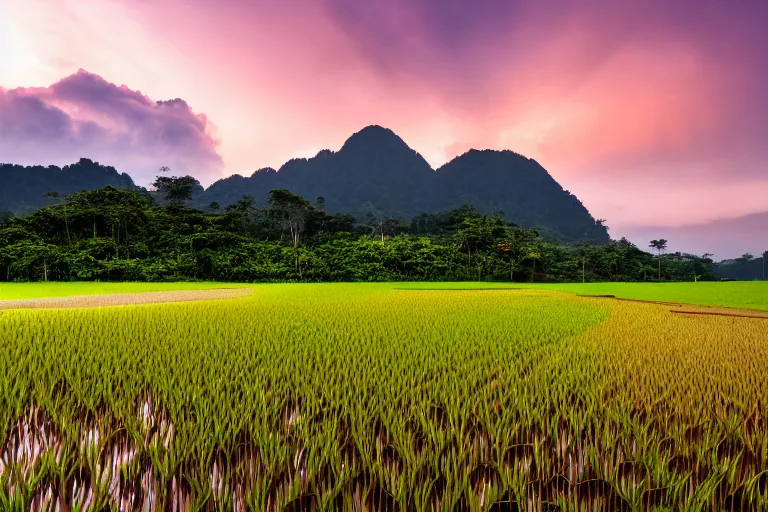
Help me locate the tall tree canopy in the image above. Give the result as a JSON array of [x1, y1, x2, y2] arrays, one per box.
[[0, 186, 717, 283]]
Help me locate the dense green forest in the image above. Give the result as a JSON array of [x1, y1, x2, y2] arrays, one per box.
[[716, 252, 768, 281], [0, 177, 718, 283]]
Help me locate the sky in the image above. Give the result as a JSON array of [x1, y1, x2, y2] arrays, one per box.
[[1, 0, 767, 259]]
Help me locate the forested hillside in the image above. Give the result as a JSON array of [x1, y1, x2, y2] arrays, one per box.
[[715, 253, 767, 280], [0, 158, 138, 216], [433, 149, 607, 243], [1, 126, 610, 244], [201, 126, 609, 243]]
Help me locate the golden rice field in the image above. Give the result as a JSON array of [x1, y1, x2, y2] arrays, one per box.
[[1, 283, 767, 511]]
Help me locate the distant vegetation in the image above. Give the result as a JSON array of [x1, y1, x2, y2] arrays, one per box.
[[0, 178, 718, 283], [2, 125, 762, 284], [0, 158, 139, 216], [716, 252, 768, 281]]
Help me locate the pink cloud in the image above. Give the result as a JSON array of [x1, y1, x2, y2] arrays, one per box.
[[0, 70, 223, 186], [3, 0, 768, 255]]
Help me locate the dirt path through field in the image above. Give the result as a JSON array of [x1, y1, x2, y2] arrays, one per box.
[[0, 287, 252, 310], [576, 293, 768, 319], [668, 306, 768, 319]]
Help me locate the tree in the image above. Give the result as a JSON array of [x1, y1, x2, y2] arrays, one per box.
[[268, 189, 311, 274], [9, 242, 61, 281], [649, 239, 668, 281], [209, 201, 221, 212], [232, 196, 256, 212], [497, 226, 540, 282], [224, 196, 259, 234], [375, 218, 409, 245], [763, 251, 768, 281], [636, 261, 654, 281], [526, 249, 542, 282], [612, 238, 635, 279], [43, 191, 60, 202], [159, 166, 171, 173], [453, 212, 506, 280], [152, 175, 197, 206], [43, 191, 72, 245], [738, 253, 755, 280], [0, 211, 12, 229], [700, 253, 715, 281]]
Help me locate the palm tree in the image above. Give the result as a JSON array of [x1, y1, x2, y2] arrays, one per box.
[[649, 239, 668, 282]]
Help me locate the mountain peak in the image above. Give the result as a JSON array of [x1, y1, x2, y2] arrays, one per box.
[[251, 167, 277, 177], [340, 125, 411, 152], [354, 124, 397, 137]]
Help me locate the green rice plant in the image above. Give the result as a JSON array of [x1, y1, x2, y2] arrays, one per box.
[[0, 284, 766, 511]]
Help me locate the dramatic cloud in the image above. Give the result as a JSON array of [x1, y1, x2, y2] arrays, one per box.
[[0, 70, 223, 186], [3, 0, 768, 254]]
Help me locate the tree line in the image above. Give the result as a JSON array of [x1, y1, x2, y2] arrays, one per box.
[[0, 173, 719, 283]]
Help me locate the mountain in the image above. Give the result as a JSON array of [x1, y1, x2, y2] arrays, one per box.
[[203, 125, 436, 217], [202, 125, 609, 243], [0, 126, 610, 243], [0, 158, 139, 215], [433, 149, 609, 242]]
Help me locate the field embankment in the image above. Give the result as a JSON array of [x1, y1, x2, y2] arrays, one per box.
[[0, 281, 249, 301], [395, 281, 768, 311], [0, 287, 252, 309]]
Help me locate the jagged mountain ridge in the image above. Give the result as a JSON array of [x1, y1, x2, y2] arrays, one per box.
[[0, 125, 609, 243], [202, 125, 609, 243], [203, 126, 437, 218]]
